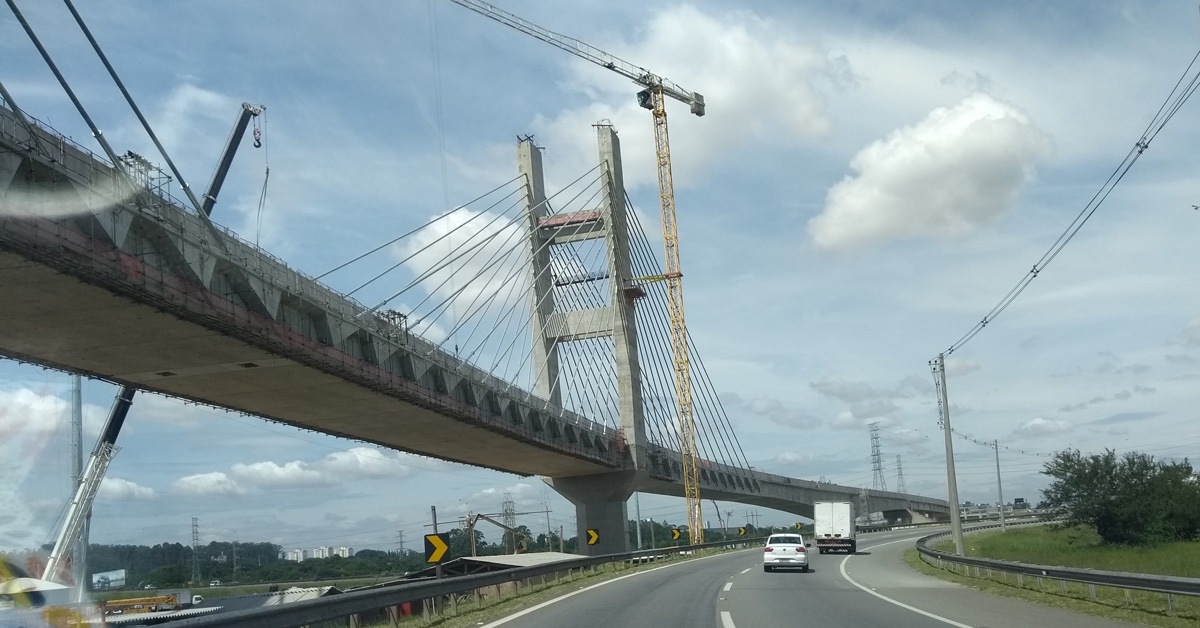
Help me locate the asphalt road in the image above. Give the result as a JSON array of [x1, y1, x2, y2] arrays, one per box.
[[482, 528, 1143, 628]]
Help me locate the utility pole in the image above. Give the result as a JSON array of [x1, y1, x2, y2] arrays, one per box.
[[559, 525, 564, 553], [647, 520, 655, 550], [431, 506, 443, 579], [544, 500, 552, 552], [634, 493, 643, 550], [934, 354, 965, 555], [396, 530, 405, 556], [994, 440, 1007, 532]]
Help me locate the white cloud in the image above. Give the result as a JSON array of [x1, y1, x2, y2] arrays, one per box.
[[774, 452, 814, 466], [173, 472, 246, 496], [1181, 318, 1200, 347], [944, 357, 981, 377], [99, 477, 156, 501], [809, 92, 1051, 250], [722, 393, 820, 430], [317, 447, 413, 479], [0, 387, 68, 437], [1013, 417, 1073, 437], [232, 460, 332, 488], [229, 447, 415, 490], [530, 4, 841, 191], [396, 208, 528, 338], [886, 428, 928, 446]]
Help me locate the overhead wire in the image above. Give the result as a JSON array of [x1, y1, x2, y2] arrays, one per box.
[[625, 196, 751, 471], [351, 185, 525, 300], [316, 174, 521, 280], [939, 47, 1200, 357]]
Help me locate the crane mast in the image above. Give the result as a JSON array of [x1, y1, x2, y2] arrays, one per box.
[[451, 0, 706, 543]]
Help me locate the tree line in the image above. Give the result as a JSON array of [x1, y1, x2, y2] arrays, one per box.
[[1042, 449, 1200, 545], [62, 517, 788, 590]]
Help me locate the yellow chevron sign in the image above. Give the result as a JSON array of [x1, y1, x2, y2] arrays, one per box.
[[796, 523, 803, 530], [586, 529, 600, 545], [738, 527, 747, 536], [424, 533, 449, 563], [671, 528, 682, 540]]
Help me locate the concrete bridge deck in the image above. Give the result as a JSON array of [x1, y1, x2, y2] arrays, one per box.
[[0, 102, 947, 524]]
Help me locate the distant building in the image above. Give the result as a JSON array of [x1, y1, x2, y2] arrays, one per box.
[[312, 546, 332, 559], [334, 547, 352, 558], [286, 549, 306, 562]]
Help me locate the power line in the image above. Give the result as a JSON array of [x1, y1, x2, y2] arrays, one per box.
[[937, 47, 1200, 358]]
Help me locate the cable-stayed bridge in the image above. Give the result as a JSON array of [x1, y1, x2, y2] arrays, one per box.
[[0, 100, 947, 554]]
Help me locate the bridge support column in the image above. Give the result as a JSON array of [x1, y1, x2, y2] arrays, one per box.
[[544, 471, 639, 556]]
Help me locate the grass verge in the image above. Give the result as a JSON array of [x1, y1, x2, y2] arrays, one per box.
[[905, 530, 1200, 627]]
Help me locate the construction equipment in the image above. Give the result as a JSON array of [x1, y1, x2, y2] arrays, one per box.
[[41, 388, 135, 583], [201, 102, 265, 216], [451, 0, 707, 544], [465, 513, 529, 556], [39, 103, 265, 584]]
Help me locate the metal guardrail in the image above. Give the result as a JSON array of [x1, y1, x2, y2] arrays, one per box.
[[158, 538, 764, 628], [916, 524, 1200, 600]]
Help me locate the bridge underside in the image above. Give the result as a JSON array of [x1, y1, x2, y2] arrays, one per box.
[[0, 247, 612, 478]]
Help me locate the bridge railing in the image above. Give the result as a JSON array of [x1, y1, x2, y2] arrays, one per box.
[[153, 538, 764, 628], [916, 524, 1200, 612], [0, 103, 617, 443]]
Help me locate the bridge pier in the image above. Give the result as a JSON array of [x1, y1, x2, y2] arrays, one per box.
[[544, 471, 639, 556]]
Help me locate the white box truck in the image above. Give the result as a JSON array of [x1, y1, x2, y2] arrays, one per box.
[[813, 501, 856, 554]]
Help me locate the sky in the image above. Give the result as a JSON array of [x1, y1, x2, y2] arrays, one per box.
[[3, 0, 1200, 556]]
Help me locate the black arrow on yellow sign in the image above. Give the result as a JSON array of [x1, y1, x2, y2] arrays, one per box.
[[424, 533, 449, 563], [738, 527, 747, 536], [586, 529, 600, 545], [671, 528, 681, 540]]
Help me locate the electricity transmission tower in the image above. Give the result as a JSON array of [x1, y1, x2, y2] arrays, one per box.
[[190, 518, 201, 585], [501, 492, 517, 553], [870, 423, 887, 491], [895, 455, 908, 493]]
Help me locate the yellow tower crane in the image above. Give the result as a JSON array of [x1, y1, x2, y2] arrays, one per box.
[[450, 0, 707, 543]]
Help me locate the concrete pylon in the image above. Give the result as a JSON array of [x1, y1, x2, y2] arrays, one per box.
[[528, 125, 647, 555]]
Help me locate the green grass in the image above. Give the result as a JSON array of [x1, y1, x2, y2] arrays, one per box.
[[932, 525, 1200, 577], [909, 526, 1200, 628]]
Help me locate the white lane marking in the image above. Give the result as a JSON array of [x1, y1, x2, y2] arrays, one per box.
[[479, 549, 750, 627], [739, 568, 750, 574], [722, 582, 732, 592], [839, 537, 975, 628], [720, 610, 736, 628]]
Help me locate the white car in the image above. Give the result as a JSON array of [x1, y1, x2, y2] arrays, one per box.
[[763, 533, 811, 572]]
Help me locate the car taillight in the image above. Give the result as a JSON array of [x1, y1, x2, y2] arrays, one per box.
[[764, 547, 774, 552], [796, 547, 806, 553]]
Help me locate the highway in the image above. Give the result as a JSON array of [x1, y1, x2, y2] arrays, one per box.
[[482, 528, 1141, 628]]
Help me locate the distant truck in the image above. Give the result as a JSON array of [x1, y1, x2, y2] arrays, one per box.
[[813, 501, 857, 554], [102, 593, 203, 616]]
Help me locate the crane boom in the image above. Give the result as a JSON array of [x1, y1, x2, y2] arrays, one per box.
[[450, 0, 705, 544], [449, 0, 704, 117]]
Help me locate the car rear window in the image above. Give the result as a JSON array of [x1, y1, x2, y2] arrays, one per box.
[[768, 535, 803, 545]]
